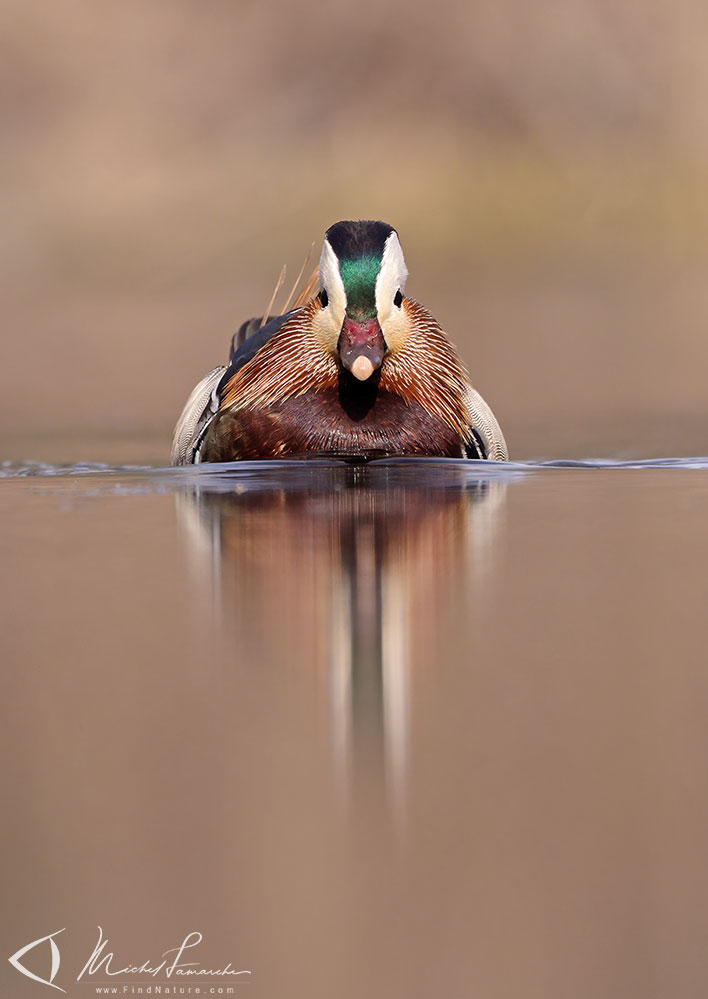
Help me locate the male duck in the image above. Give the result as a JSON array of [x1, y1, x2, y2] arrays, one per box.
[[171, 220, 508, 463]]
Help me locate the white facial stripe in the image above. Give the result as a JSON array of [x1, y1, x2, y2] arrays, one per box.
[[313, 237, 347, 351], [375, 232, 408, 318], [319, 238, 347, 311], [375, 231, 410, 353]]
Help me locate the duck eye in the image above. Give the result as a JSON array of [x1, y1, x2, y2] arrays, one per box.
[[319, 289, 329, 308], [393, 289, 403, 308]]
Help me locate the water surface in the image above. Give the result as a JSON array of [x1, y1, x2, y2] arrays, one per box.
[[2, 458, 708, 998]]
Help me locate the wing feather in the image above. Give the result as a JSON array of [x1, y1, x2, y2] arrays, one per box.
[[170, 366, 225, 465]]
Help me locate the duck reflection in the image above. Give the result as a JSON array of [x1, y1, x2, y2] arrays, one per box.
[[176, 461, 508, 805]]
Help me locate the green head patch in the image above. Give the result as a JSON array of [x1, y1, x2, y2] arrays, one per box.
[[339, 255, 380, 319]]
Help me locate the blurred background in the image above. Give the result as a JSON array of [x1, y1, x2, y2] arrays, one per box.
[[3, 0, 708, 462], [6, 8, 708, 996]]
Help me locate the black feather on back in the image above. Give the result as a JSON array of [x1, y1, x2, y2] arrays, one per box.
[[464, 430, 487, 460], [217, 310, 298, 399], [229, 316, 264, 358]]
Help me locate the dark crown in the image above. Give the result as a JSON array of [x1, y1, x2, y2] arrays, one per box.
[[325, 220, 397, 262]]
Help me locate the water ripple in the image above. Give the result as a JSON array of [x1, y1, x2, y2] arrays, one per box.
[[2, 454, 708, 503], [3, 455, 708, 483]]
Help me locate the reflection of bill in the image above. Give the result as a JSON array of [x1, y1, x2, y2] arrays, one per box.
[[176, 462, 508, 809]]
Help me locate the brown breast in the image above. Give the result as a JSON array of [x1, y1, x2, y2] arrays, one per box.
[[201, 383, 465, 461]]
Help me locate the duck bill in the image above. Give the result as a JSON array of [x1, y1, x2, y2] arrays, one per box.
[[337, 317, 386, 381]]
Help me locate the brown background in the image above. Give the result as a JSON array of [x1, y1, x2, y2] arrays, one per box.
[[3, 0, 708, 462]]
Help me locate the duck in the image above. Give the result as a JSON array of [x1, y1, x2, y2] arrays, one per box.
[[171, 220, 508, 464]]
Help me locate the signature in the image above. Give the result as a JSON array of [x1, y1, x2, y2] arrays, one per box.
[[76, 927, 251, 981]]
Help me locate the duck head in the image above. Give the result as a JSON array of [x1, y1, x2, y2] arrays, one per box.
[[313, 220, 409, 381]]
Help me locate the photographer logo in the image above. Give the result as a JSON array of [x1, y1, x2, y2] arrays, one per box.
[[8, 926, 250, 993], [8, 927, 66, 992]]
